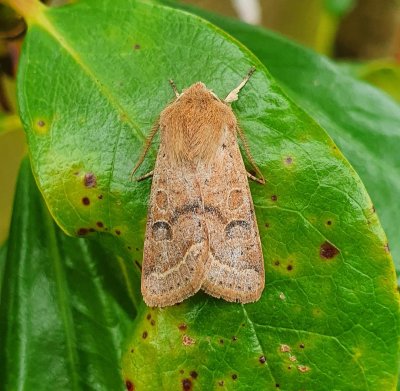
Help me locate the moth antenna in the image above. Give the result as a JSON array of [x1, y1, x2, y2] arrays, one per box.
[[237, 125, 265, 185], [130, 118, 160, 181], [169, 79, 180, 98], [224, 66, 256, 103]]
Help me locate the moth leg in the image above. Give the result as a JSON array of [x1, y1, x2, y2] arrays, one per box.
[[237, 125, 266, 185], [247, 171, 265, 184], [135, 170, 154, 182], [169, 79, 180, 98], [224, 66, 256, 103], [130, 119, 160, 181]]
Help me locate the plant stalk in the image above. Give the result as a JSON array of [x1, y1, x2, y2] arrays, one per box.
[[3, 0, 45, 24]]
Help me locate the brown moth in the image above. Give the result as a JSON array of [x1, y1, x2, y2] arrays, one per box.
[[131, 68, 265, 307]]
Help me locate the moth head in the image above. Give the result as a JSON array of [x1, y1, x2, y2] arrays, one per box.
[[177, 82, 221, 103]]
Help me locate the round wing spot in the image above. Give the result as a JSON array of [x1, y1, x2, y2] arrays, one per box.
[[152, 221, 172, 241], [155, 190, 168, 211], [228, 189, 244, 210]]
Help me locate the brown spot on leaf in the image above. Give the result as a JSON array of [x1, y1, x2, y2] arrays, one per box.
[[287, 265, 293, 271], [150, 319, 155, 326], [274, 260, 280, 266], [179, 369, 184, 374], [77, 228, 89, 236], [82, 197, 90, 205], [142, 331, 148, 339], [133, 43, 141, 50], [190, 371, 198, 379], [130, 348, 134, 353], [125, 380, 134, 391], [280, 344, 291, 353], [285, 157, 293, 164], [115, 229, 121, 235], [219, 339, 224, 344], [96, 221, 104, 228], [271, 195, 277, 201], [384, 243, 390, 253], [265, 222, 270, 228], [297, 365, 310, 373], [232, 336, 238, 341], [37, 120, 45, 127], [320, 241, 339, 259], [372, 205, 376, 213], [232, 374, 237, 380], [182, 378, 192, 391], [275, 384, 280, 388], [299, 343, 305, 349], [98, 194, 103, 200], [182, 335, 195, 346], [326, 220, 332, 226], [218, 380, 224, 387], [178, 323, 187, 331], [84, 172, 96, 187], [259, 355, 266, 364], [146, 314, 151, 320]]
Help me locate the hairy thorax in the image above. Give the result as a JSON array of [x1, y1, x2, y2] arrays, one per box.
[[159, 82, 237, 164]]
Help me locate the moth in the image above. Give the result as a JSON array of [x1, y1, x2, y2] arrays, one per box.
[[132, 68, 265, 307]]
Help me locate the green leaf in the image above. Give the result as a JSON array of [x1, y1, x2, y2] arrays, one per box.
[[323, 0, 355, 17], [15, 0, 400, 389], [0, 113, 21, 135], [0, 158, 137, 390], [175, 3, 400, 275], [340, 60, 400, 103], [0, 240, 7, 294]]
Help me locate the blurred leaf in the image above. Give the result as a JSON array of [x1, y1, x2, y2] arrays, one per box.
[[0, 4, 25, 38], [323, 0, 355, 17], [0, 113, 20, 135], [340, 60, 400, 103], [177, 3, 400, 275], [0, 113, 25, 244], [11, 0, 400, 389], [0, 158, 137, 390], [0, 241, 6, 294]]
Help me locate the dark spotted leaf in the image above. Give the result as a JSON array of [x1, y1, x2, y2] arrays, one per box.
[[12, 0, 400, 389], [170, 0, 400, 277], [0, 158, 137, 390]]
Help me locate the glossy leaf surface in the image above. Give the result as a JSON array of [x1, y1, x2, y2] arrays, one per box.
[[13, 0, 400, 389], [0, 159, 136, 390]]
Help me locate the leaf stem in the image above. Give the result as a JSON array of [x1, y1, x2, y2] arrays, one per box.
[[3, 0, 45, 24]]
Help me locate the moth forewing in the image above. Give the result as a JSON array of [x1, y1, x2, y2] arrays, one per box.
[[141, 149, 210, 307], [138, 73, 265, 307], [199, 123, 264, 303]]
